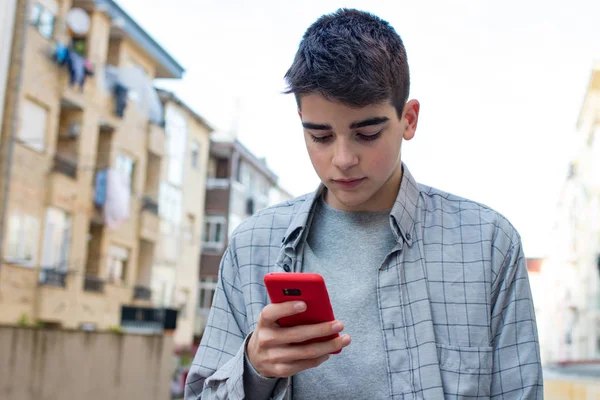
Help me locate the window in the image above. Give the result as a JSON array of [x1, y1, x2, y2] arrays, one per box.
[[207, 158, 217, 178], [203, 216, 226, 251], [165, 107, 188, 186], [5, 213, 39, 266], [191, 141, 200, 169], [106, 245, 129, 285], [159, 183, 183, 225], [198, 278, 218, 310], [19, 99, 48, 152], [40, 207, 71, 270], [159, 220, 179, 263], [29, 1, 56, 39], [115, 154, 135, 189], [150, 264, 176, 307]]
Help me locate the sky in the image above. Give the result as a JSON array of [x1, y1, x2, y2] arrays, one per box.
[[117, 0, 600, 257]]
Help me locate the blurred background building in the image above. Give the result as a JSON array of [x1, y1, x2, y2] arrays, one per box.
[[195, 130, 292, 338]]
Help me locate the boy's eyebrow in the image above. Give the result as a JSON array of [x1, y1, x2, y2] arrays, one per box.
[[302, 117, 389, 131], [302, 122, 331, 130], [349, 116, 389, 129]]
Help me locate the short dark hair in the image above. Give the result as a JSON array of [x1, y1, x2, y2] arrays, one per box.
[[284, 8, 410, 118]]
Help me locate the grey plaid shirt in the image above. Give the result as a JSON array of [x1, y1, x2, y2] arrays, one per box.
[[186, 163, 543, 399]]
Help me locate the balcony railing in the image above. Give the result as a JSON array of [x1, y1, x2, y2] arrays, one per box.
[[52, 155, 78, 179], [133, 285, 152, 301], [39, 269, 68, 287], [142, 196, 159, 215], [206, 178, 230, 190], [120, 306, 178, 334], [84, 275, 105, 293]]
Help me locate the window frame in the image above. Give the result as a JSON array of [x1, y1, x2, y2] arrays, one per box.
[[5, 212, 40, 267], [202, 216, 226, 251]]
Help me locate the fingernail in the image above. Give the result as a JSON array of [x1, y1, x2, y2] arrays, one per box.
[[332, 322, 343, 332], [294, 302, 306, 311], [342, 335, 351, 346]]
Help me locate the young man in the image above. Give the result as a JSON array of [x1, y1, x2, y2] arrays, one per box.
[[185, 9, 543, 400]]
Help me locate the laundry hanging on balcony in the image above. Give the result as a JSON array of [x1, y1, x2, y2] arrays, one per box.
[[53, 42, 94, 89], [103, 168, 131, 229], [94, 169, 107, 206], [103, 65, 164, 124]]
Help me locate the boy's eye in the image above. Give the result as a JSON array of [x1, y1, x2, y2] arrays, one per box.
[[358, 130, 383, 141], [310, 134, 332, 143]]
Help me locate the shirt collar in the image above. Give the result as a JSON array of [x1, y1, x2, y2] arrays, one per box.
[[282, 162, 420, 249]]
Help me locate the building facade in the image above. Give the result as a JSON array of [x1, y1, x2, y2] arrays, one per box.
[[539, 62, 600, 363], [195, 137, 287, 338], [0, 0, 210, 344], [154, 89, 212, 345]]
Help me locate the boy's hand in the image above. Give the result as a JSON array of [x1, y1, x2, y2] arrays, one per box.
[[246, 301, 351, 378]]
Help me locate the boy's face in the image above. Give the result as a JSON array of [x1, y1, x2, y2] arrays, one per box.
[[299, 93, 419, 212]]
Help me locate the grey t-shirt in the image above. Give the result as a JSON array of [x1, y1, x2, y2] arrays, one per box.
[[292, 196, 396, 399], [244, 195, 396, 400]]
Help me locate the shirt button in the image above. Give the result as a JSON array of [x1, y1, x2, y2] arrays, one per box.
[[406, 233, 411, 240], [283, 264, 291, 272]]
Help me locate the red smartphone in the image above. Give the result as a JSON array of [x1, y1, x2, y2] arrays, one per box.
[[263, 272, 340, 352]]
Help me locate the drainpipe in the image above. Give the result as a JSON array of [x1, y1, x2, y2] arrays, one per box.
[[0, 0, 30, 268]]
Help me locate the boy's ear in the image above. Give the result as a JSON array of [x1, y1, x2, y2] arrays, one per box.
[[402, 99, 420, 141]]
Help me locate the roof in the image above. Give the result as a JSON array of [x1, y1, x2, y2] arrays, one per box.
[[210, 139, 279, 184], [156, 89, 214, 132], [76, 0, 185, 79]]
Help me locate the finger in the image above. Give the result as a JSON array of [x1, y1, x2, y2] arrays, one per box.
[[259, 301, 306, 326], [277, 334, 352, 362], [282, 320, 345, 344], [270, 354, 331, 378]]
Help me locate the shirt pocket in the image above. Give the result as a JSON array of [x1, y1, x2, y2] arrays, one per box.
[[436, 344, 493, 399]]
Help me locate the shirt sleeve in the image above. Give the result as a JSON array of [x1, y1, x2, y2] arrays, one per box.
[[184, 245, 290, 400], [243, 332, 283, 400], [490, 233, 544, 399], [184, 245, 247, 399]]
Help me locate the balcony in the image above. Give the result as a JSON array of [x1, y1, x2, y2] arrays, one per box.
[[39, 269, 68, 288], [133, 285, 152, 301], [52, 154, 78, 179], [47, 157, 79, 211], [148, 123, 166, 157], [206, 178, 230, 190], [61, 76, 87, 111], [120, 306, 178, 335], [84, 275, 105, 293], [142, 196, 159, 215]]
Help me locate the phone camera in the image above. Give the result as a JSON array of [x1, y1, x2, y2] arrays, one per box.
[[283, 288, 302, 296]]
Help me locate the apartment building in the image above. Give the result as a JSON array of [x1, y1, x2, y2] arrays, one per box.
[[154, 89, 212, 345], [195, 136, 292, 337], [539, 61, 600, 362], [0, 0, 208, 345]]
